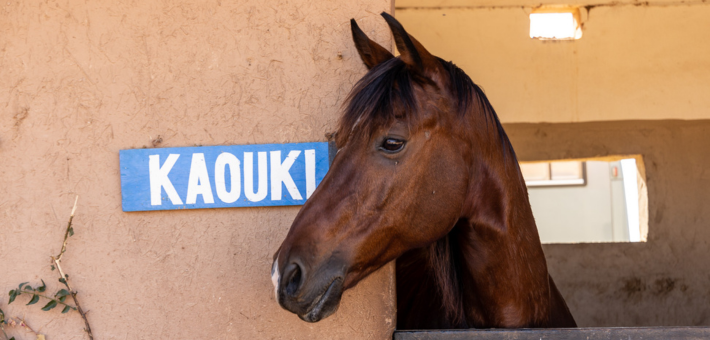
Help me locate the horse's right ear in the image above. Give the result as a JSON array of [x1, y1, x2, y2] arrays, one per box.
[[381, 12, 439, 75], [351, 19, 394, 69]]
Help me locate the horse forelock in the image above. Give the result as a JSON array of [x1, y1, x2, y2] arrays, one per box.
[[337, 56, 515, 160], [336, 58, 416, 147]]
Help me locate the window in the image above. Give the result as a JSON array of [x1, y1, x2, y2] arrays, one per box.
[[520, 161, 585, 186], [520, 156, 647, 243], [529, 7, 583, 40]]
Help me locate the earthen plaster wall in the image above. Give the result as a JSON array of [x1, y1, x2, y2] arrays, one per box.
[[396, 0, 710, 123], [506, 121, 710, 327], [0, 0, 396, 339]]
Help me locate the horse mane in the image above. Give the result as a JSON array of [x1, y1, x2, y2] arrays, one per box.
[[337, 57, 516, 163], [427, 223, 467, 326], [338, 56, 525, 326], [336, 57, 420, 147]]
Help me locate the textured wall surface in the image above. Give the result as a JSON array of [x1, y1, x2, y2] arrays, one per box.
[[397, 0, 705, 7], [396, 0, 710, 123], [0, 0, 396, 339], [506, 120, 710, 327]]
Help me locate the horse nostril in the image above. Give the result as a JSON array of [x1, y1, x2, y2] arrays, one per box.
[[284, 263, 303, 297]]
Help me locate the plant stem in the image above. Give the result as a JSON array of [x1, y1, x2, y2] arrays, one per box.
[[51, 196, 94, 340], [15, 291, 76, 310], [10, 317, 39, 336], [0, 324, 9, 340], [54, 196, 78, 262]]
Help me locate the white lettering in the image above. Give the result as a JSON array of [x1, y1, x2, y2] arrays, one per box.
[[305, 149, 316, 199], [215, 153, 241, 204], [271, 150, 303, 201], [244, 152, 268, 202], [149, 154, 183, 205], [186, 153, 215, 204]]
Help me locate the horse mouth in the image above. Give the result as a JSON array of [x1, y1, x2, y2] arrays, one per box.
[[298, 277, 343, 323]]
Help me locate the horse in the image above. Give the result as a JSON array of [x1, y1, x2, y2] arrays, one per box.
[[271, 12, 577, 329]]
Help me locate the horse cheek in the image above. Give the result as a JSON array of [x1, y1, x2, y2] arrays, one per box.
[[411, 145, 468, 242]]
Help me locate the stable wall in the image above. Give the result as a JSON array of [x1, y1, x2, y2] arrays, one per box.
[[396, 0, 710, 123], [506, 121, 710, 327], [0, 1, 395, 339]]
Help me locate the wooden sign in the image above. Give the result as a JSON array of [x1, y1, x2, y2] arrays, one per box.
[[120, 142, 331, 212]]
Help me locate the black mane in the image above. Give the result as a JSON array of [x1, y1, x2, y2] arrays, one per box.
[[337, 57, 515, 163]]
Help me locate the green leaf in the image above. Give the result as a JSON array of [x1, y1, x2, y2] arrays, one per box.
[[18, 282, 29, 290], [24, 285, 33, 291], [9, 290, 17, 304], [51, 265, 55, 271], [68, 226, 74, 237], [41, 300, 58, 311], [59, 296, 67, 303], [58, 278, 66, 284], [0, 306, 5, 322], [10, 337, 16, 340], [61, 305, 72, 314], [27, 294, 40, 306], [55, 289, 70, 298], [38, 279, 46, 293]]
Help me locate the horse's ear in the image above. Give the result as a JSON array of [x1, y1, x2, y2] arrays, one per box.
[[351, 19, 394, 69], [381, 12, 438, 73]]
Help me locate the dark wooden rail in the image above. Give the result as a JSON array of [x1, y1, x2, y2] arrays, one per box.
[[394, 327, 710, 340]]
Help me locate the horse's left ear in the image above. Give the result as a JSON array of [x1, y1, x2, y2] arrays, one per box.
[[381, 12, 438, 74]]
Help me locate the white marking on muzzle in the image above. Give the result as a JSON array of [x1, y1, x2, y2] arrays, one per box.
[[271, 255, 281, 300]]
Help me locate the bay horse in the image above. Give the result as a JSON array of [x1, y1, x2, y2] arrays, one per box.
[[271, 12, 577, 329]]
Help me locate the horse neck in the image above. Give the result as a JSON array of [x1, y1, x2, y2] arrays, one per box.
[[453, 127, 552, 327]]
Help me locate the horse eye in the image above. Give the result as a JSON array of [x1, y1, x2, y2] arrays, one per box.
[[381, 138, 405, 153]]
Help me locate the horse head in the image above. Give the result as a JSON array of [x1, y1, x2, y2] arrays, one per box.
[[271, 12, 575, 328]]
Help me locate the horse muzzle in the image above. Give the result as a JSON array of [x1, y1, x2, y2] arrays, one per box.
[[272, 256, 346, 322]]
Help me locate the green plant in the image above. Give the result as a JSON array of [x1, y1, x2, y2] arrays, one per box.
[[1, 308, 42, 340], [0, 306, 14, 340], [8, 281, 76, 314], [3, 197, 93, 340]]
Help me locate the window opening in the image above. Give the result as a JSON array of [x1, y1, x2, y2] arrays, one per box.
[[529, 7, 583, 40], [520, 156, 647, 243]]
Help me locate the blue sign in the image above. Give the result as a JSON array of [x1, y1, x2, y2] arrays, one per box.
[[120, 142, 331, 212]]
